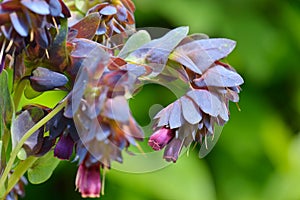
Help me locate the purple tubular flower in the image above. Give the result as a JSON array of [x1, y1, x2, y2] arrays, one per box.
[[163, 138, 184, 163], [54, 134, 74, 160], [148, 127, 174, 151], [76, 163, 101, 198]]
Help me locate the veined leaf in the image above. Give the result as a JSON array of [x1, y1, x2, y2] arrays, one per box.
[[170, 38, 236, 74], [71, 12, 101, 40], [126, 27, 189, 76], [193, 65, 244, 87], [28, 151, 60, 184], [118, 30, 151, 58]]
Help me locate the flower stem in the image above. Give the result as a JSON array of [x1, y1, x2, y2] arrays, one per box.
[[0, 99, 67, 198], [6, 156, 38, 195]]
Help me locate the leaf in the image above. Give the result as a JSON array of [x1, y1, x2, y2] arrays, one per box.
[[11, 110, 44, 155], [103, 96, 130, 123], [48, 0, 62, 16], [169, 100, 184, 129], [46, 18, 69, 71], [21, 0, 50, 15], [100, 5, 117, 15], [118, 30, 151, 58], [126, 27, 189, 76], [170, 38, 236, 74], [9, 12, 28, 37], [29, 67, 68, 92], [180, 96, 202, 125], [0, 70, 14, 130], [193, 65, 244, 87], [187, 90, 220, 117], [71, 13, 101, 40], [28, 151, 60, 184]]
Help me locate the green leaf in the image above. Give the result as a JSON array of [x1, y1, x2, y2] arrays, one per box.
[[0, 70, 14, 131], [0, 70, 14, 171], [118, 30, 151, 58], [27, 151, 60, 184]]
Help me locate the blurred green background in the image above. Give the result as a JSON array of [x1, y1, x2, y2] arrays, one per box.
[[24, 0, 300, 199]]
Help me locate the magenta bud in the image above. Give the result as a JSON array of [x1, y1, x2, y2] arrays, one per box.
[[76, 163, 101, 198], [148, 127, 174, 151], [54, 134, 74, 160]]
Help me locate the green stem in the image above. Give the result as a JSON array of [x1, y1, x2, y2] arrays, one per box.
[[0, 99, 67, 198], [6, 156, 38, 196]]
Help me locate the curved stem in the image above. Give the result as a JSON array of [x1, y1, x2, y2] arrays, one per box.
[[0, 99, 67, 198], [6, 156, 38, 196]]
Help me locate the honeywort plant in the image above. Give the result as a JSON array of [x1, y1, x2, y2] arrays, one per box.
[[0, 0, 244, 199]]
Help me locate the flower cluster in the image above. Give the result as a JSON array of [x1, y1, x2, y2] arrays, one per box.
[[148, 37, 244, 162], [0, 0, 70, 72], [0, 0, 244, 199]]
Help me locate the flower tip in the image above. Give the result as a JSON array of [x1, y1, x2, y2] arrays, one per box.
[[148, 127, 174, 151], [148, 140, 162, 151]]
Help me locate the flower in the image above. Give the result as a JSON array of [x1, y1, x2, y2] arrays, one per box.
[[75, 160, 101, 198], [54, 134, 74, 160], [148, 127, 174, 151]]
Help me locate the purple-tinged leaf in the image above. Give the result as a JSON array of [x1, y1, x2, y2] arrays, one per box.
[[194, 65, 244, 87], [29, 67, 68, 92], [169, 100, 184, 129], [187, 90, 220, 117], [11, 111, 43, 154], [35, 28, 49, 49], [197, 39, 236, 61], [178, 33, 209, 46], [21, 0, 50, 15], [126, 27, 189, 76], [180, 96, 202, 125], [171, 39, 236, 74], [156, 104, 173, 127], [100, 5, 117, 15], [103, 96, 130, 123], [10, 12, 29, 37], [116, 4, 127, 22], [71, 13, 101, 40], [48, 0, 62, 16]]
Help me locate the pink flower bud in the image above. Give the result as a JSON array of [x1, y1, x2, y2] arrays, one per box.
[[148, 127, 174, 151]]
